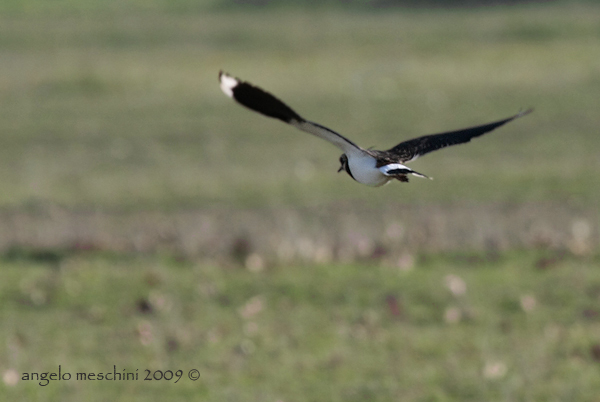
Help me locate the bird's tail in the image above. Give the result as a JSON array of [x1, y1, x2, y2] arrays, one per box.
[[409, 170, 431, 180], [381, 164, 432, 180]]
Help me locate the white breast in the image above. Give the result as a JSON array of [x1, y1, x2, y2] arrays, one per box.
[[347, 154, 390, 187]]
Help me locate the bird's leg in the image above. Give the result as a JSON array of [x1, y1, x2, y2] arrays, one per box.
[[394, 175, 409, 183]]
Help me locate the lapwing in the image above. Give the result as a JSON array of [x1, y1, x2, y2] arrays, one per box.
[[219, 71, 532, 187]]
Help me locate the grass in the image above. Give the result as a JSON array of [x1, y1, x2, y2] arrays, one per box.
[[0, 4, 599, 209], [1, 3, 600, 400], [1, 250, 600, 401]]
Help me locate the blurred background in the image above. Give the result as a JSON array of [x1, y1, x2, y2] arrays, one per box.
[[1, 0, 599, 400]]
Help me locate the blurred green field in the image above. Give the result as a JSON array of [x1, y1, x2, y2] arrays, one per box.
[[1, 3, 599, 209], [1, 250, 600, 401], [1, 2, 600, 401]]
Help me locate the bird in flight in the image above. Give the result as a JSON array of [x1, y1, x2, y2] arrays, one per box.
[[219, 71, 532, 187]]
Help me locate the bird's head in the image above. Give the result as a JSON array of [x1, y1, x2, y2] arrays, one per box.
[[337, 154, 348, 173]]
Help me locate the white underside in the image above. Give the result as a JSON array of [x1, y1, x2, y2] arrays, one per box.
[[347, 154, 391, 187], [347, 155, 425, 187]]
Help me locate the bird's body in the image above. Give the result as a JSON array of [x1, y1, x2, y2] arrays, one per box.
[[346, 153, 387, 186], [219, 71, 532, 187]]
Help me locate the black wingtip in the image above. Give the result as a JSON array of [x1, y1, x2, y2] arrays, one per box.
[[219, 72, 303, 123]]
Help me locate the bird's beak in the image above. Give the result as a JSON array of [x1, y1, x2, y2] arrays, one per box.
[[337, 166, 344, 173]]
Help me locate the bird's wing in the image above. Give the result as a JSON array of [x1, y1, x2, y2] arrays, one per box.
[[385, 109, 533, 163], [219, 71, 364, 155]]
